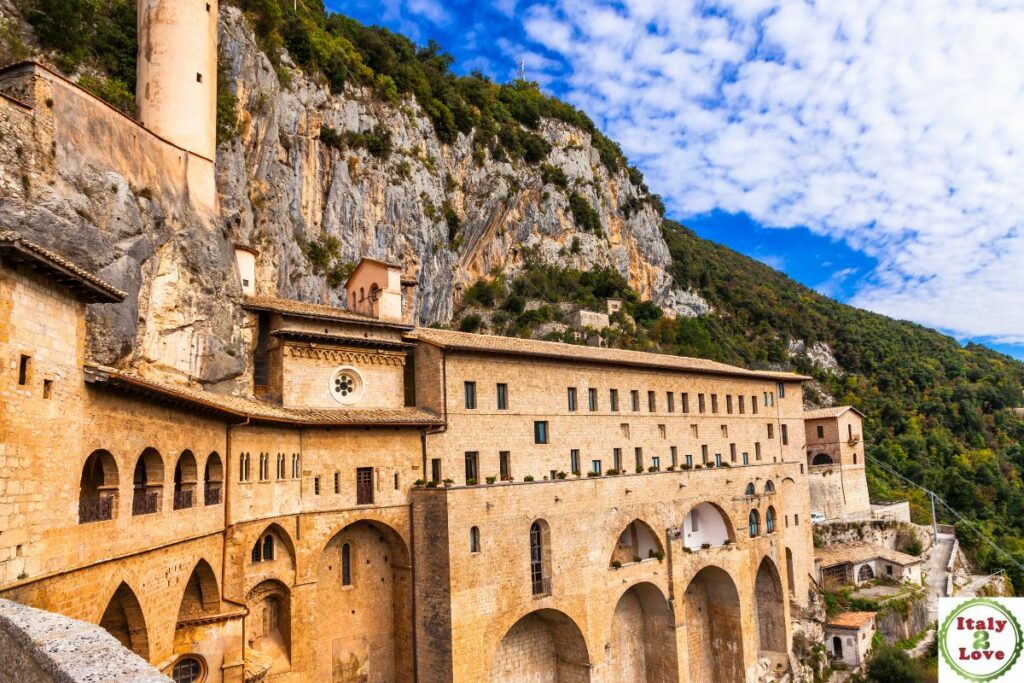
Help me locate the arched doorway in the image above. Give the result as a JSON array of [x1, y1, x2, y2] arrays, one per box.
[[832, 636, 844, 659], [610, 520, 664, 566], [755, 557, 787, 664], [683, 566, 743, 683], [489, 609, 590, 682], [99, 582, 149, 660], [682, 502, 734, 549], [79, 450, 118, 523], [246, 580, 291, 675], [858, 564, 875, 582], [315, 520, 413, 683], [608, 583, 678, 682]]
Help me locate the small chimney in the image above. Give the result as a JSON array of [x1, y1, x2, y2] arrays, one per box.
[[234, 244, 258, 296], [401, 274, 418, 326]]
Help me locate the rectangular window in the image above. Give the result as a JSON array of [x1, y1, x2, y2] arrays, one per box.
[[685, 453, 693, 467], [465, 452, 479, 483], [610, 389, 619, 412], [698, 393, 706, 413], [721, 425, 728, 438], [634, 447, 643, 470], [714, 453, 722, 467], [497, 383, 508, 410], [588, 387, 598, 411], [752, 395, 759, 414], [682, 392, 690, 413], [570, 449, 580, 474], [464, 381, 477, 409], [658, 424, 667, 439], [591, 459, 602, 474], [667, 392, 675, 413], [726, 395, 733, 414], [670, 446, 678, 468], [356, 467, 374, 504], [499, 451, 511, 480], [742, 451, 749, 465], [781, 424, 789, 445], [795, 513, 799, 525], [394, 473, 399, 490], [620, 423, 630, 439], [738, 395, 745, 414], [651, 456, 660, 470], [334, 471, 340, 494], [631, 390, 640, 412], [43, 379, 52, 399], [18, 355, 30, 386], [534, 421, 549, 444], [701, 445, 709, 464], [314, 476, 321, 495], [817, 425, 825, 439], [768, 423, 775, 439], [778, 382, 786, 399], [755, 442, 762, 460], [691, 509, 700, 532], [711, 394, 719, 414], [613, 448, 622, 471], [431, 458, 442, 484], [647, 390, 656, 412], [567, 387, 578, 412], [690, 424, 699, 438]]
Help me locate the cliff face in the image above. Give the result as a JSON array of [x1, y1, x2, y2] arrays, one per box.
[[0, 6, 693, 391]]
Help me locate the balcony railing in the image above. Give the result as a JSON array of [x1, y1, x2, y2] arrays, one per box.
[[132, 491, 159, 516], [79, 496, 114, 524], [204, 483, 222, 506], [173, 488, 195, 510]]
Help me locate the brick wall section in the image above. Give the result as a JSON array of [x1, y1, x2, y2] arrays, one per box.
[[805, 412, 870, 518]]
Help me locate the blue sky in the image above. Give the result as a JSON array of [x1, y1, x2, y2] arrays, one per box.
[[330, 0, 1024, 360]]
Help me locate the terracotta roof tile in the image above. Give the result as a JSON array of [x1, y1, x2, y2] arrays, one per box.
[[0, 231, 126, 303], [83, 364, 442, 427], [413, 328, 811, 381], [815, 541, 921, 568], [827, 612, 876, 629], [243, 296, 412, 329]]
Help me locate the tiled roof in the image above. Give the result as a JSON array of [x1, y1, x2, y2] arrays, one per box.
[[815, 541, 922, 568], [827, 612, 876, 629], [243, 296, 412, 329], [413, 328, 811, 381], [83, 364, 442, 427], [804, 406, 865, 420], [0, 231, 126, 303]]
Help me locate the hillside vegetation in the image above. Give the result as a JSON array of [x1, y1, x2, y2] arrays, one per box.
[[8, 0, 1024, 590]]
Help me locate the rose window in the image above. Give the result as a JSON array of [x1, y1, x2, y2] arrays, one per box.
[[329, 367, 364, 405]]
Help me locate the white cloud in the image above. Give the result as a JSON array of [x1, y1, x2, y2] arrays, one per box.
[[520, 0, 1024, 342]]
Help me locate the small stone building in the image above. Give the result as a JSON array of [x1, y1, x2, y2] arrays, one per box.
[[825, 611, 875, 668], [816, 541, 923, 588], [804, 407, 871, 520]]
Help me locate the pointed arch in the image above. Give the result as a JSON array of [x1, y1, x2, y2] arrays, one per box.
[[177, 559, 220, 622], [744, 482, 756, 496], [79, 449, 118, 523], [755, 557, 787, 656], [764, 480, 776, 494], [608, 582, 678, 681], [99, 582, 149, 660], [249, 523, 296, 569], [682, 502, 734, 549], [684, 566, 743, 683], [610, 519, 664, 566]]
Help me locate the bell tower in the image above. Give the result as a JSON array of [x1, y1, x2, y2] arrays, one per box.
[[136, 0, 218, 161]]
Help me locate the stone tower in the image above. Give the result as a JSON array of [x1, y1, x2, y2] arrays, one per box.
[[136, 0, 218, 161]]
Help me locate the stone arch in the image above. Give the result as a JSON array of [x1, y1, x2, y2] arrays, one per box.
[[755, 557, 787, 659], [79, 449, 118, 523], [858, 564, 875, 582], [610, 519, 664, 565], [766, 506, 777, 533], [99, 582, 149, 661], [764, 480, 776, 494], [203, 451, 223, 505], [812, 453, 833, 465], [173, 450, 198, 510], [132, 447, 164, 515], [488, 608, 591, 682], [748, 509, 761, 537], [744, 482, 756, 496], [249, 523, 297, 570], [246, 579, 291, 675], [785, 547, 796, 593], [608, 582, 678, 682], [530, 519, 552, 596], [682, 502, 734, 549], [683, 566, 743, 683], [315, 519, 413, 682], [177, 559, 220, 621]]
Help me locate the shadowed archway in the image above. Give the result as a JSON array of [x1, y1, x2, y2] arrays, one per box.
[[608, 582, 678, 682], [99, 582, 149, 661], [489, 609, 591, 682], [683, 566, 743, 683], [755, 556, 788, 669]]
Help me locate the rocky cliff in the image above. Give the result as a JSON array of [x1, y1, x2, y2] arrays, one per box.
[[0, 4, 692, 391]]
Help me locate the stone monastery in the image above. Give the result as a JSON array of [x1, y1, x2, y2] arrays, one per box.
[[0, 2, 885, 682]]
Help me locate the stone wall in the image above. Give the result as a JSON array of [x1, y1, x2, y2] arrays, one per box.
[[0, 598, 169, 682], [875, 593, 930, 645]]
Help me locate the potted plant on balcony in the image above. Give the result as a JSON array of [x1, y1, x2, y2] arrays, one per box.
[[413, 479, 425, 487], [611, 560, 622, 569], [485, 476, 496, 484], [557, 471, 568, 480], [586, 470, 600, 477], [443, 478, 454, 487], [524, 475, 535, 482]]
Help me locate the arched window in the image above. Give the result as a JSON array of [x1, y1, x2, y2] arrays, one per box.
[[744, 482, 755, 496], [251, 540, 261, 563], [262, 534, 274, 561], [748, 510, 760, 537], [764, 480, 776, 494], [530, 522, 545, 595], [79, 450, 118, 524], [766, 506, 776, 533], [132, 448, 163, 516], [812, 453, 834, 465], [172, 657, 203, 683], [470, 526, 481, 553], [341, 543, 352, 586], [173, 451, 197, 510], [204, 453, 223, 505]]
